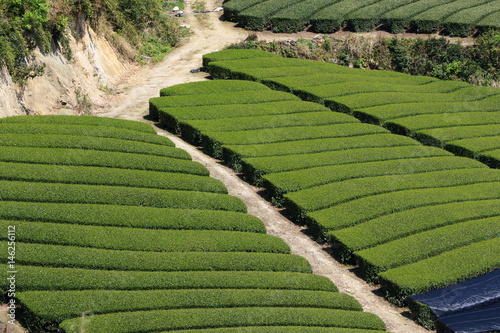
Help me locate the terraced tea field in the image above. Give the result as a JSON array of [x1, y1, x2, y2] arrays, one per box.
[[224, 0, 500, 35], [0, 115, 387, 332], [149, 53, 500, 328], [205, 49, 500, 169]]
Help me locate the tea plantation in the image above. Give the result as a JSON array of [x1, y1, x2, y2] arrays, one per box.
[[223, 0, 500, 35], [150, 50, 500, 328], [0, 115, 387, 332]]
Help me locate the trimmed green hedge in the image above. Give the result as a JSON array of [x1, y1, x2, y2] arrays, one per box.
[[59, 307, 386, 333], [355, 215, 500, 282], [270, 0, 342, 33], [228, 134, 415, 159], [243, 146, 449, 177], [381, 0, 455, 33], [315, 182, 500, 234], [237, 0, 305, 30], [285, 168, 500, 213], [150, 90, 299, 120], [0, 181, 246, 211], [351, 98, 500, 124], [0, 221, 288, 253], [0, 162, 226, 193], [202, 49, 279, 68], [160, 80, 270, 96], [263, 156, 484, 196], [0, 133, 189, 158], [0, 115, 155, 133], [311, 0, 381, 32], [0, 201, 266, 232], [443, 0, 500, 36], [379, 238, 500, 305], [0, 123, 173, 146], [3, 266, 336, 292], [168, 328, 387, 333], [0, 146, 207, 174], [19, 289, 360, 324], [12, 243, 311, 272], [412, 0, 493, 33], [345, 0, 415, 32], [205, 123, 387, 147]]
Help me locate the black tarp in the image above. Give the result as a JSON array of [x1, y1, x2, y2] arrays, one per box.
[[409, 269, 500, 333]]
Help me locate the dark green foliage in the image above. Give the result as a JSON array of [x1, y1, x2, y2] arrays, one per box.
[[0, 162, 226, 193], [0, 134, 189, 159], [59, 307, 386, 333], [3, 266, 336, 292], [0, 115, 156, 133], [0, 221, 287, 253], [0, 201, 266, 232], [19, 289, 360, 324], [0, 146, 207, 174], [202, 49, 279, 67], [0, 123, 174, 146], [355, 216, 500, 282], [12, 242, 310, 272], [379, 238, 500, 305], [0, 180, 246, 212], [160, 80, 270, 96], [237, 0, 305, 30]]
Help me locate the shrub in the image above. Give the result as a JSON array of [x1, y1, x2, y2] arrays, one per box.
[[0, 115, 155, 133], [345, 0, 415, 32], [2, 266, 336, 292], [351, 97, 500, 125], [263, 156, 483, 195], [0, 201, 266, 232], [286, 168, 499, 213], [12, 243, 311, 272], [379, 238, 500, 305], [355, 216, 500, 283], [0, 147, 207, 174], [223, 0, 267, 22], [381, 0, 455, 33], [411, 0, 492, 33], [223, 133, 418, 159], [236, 0, 304, 30], [443, 1, 500, 37], [270, 0, 340, 33], [160, 80, 269, 96], [19, 289, 360, 324], [202, 49, 279, 68], [0, 133, 190, 159], [242, 145, 446, 181], [59, 307, 386, 333], [0, 123, 173, 146], [0, 162, 226, 193], [0, 181, 246, 212], [312, 182, 500, 233], [0, 221, 288, 253]]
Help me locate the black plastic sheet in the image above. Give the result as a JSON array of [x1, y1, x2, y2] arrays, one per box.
[[409, 269, 500, 333]]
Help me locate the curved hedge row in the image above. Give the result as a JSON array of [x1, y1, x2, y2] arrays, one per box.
[[1, 116, 382, 333], [223, 0, 500, 34], [59, 307, 386, 333], [207, 50, 500, 168], [154, 64, 500, 326]]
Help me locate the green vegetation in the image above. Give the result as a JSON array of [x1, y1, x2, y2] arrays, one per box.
[[154, 71, 500, 325], [223, 0, 500, 36], [59, 307, 386, 333], [226, 31, 500, 87], [0, 0, 185, 83], [2, 115, 382, 333], [19, 289, 361, 324]]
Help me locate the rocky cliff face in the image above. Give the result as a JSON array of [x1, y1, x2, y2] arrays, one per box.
[[0, 15, 128, 118]]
